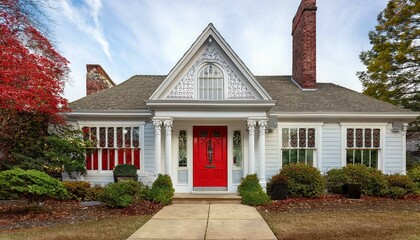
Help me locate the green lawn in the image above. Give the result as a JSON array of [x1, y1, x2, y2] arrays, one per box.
[[0, 215, 151, 240], [260, 209, 420, 240]]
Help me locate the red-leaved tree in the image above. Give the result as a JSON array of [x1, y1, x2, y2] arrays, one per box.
[[0, 0, 70, 164]]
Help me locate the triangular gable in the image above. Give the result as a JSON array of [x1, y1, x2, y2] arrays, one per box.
[[149, 24, 272, 100]]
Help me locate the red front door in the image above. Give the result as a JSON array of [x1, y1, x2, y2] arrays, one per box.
[[193, 126, 227, 188]]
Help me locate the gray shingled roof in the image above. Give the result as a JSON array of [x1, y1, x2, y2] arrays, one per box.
[[70, 75, 409, 113], [70, 75, 165, 111], [256, 76, 409, 113]]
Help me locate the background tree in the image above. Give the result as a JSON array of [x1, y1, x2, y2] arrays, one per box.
[[357, 0, 419, 116], [0, 0, 89, 177]]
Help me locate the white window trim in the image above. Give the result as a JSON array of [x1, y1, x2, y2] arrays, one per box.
[[77, 121, 146, 173], [340, 124, 386, 171], [278, 124, 323, 169], [194, 62, 227, 100]]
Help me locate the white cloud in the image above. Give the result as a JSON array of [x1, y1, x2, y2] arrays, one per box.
[[61, 0, 111, 60]]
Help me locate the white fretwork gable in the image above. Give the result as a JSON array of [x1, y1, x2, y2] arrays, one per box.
[[168, 45, 254, 99], [149, 24, 272, 101]]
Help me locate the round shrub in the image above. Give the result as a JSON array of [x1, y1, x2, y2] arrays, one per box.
[[388, 186, 407, 199], [84, 185, 103, 201], [267, 174, 288, 200], [408, 166, 420, 183], [325, 168, 349, 194], [385, 174, 417, 194], [63, 181, 91, 201], [238, 174, 262, 195], [113, 164, 138, 182], [0, 168, 67, 203], [149, 174, 174, 205], [325, 164, 388, 196], [241, 190, 271, 206], [99, 180, 145, 208], [280, 164, 325, 198]]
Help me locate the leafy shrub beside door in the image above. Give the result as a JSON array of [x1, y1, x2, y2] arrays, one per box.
[[148, 174, 175, 205], [238, 174, 271, 206]]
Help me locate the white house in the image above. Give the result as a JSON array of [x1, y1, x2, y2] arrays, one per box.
[[65, 0, 419, 193]]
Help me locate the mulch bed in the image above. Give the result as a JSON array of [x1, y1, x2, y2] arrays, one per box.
[[258, 194, 420, 213], [0, 200, 163, 231]]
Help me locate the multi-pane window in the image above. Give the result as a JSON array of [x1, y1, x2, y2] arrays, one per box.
[[346, 128, 380, 168], [233, 130, 242, 167], [178, 130, 187, 167], [281, 128, 316, 166], [83, 126, 140, 171], [198, 64, 224, 100]]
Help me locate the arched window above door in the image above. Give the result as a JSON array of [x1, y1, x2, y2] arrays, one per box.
[[198, 64, 224, 100]]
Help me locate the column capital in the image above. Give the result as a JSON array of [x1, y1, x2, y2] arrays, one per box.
[[152, 118, 162, 135], [247, 119, 257, 135], [258, 119, 268, 135], [163, 119, 173, 135]]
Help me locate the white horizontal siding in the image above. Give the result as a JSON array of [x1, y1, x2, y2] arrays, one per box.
[[143, 122, 155, 174], [265, 128, 279, 179], [321, 123, 341, 173], [384, 127, 404, 174]]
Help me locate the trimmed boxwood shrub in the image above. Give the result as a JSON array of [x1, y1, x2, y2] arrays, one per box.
[[0, 168, 67, 204], [241, 190, 271, 206], [326, 164, 388, 196], [238, 174, 270, 206], [408, 166, 420, 183], [386, 174, 417, 194], [280, 164, 325, 198], [99, 180, 145, 208], [63, 181, 91, 201], [267, 174, 288, 200], [113, 164, 138, 182], [388, 186, 407, 199], [149, 174, 174, 205], [238, 174, 262, 195]]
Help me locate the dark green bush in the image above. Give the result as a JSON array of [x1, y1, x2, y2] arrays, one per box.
[[113, 164, 138, 182], [85, 185, 103, 201], [149, 174, 174, 205], [280, 164, 325, 198], [326, 164, 388, 196], [388, 186, 407, 199], [408, 166, 420, 183], [325, 168, 349, 194], [63, 181, 91, 200], [99, 180, 145, 208], [386, 174, 417, 194], [241, 190, 271, 206], [0, 168, 67, 203], [238, 174, 262, 195], [267, 174, 288, 200]]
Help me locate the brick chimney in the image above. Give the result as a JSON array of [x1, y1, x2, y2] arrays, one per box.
[[86, 64, 116, 95], [292, 0, 317, 89]]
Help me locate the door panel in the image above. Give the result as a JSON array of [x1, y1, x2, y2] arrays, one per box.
[[193, 126, 227, 187]]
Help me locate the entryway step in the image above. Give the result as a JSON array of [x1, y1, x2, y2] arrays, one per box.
[[173, 193, 241, 204]]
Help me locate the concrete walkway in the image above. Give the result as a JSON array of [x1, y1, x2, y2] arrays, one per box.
[[127, 204, 277, 240]]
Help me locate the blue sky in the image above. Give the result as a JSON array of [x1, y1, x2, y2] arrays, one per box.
[[47, 0, 389, 102]]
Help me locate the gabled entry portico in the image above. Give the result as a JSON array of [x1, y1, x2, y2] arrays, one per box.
[[146, 23, 275, 193], [150, 115, 272, 193]]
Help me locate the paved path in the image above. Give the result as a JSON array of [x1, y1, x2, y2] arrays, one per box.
[[127, 204, 277, 240]]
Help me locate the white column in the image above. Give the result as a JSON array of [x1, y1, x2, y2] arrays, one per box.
[[153, 118, 162, 175], [164, 118, 173, 176], [247, 119, 257, 175], [258, 119, 268, 188]]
